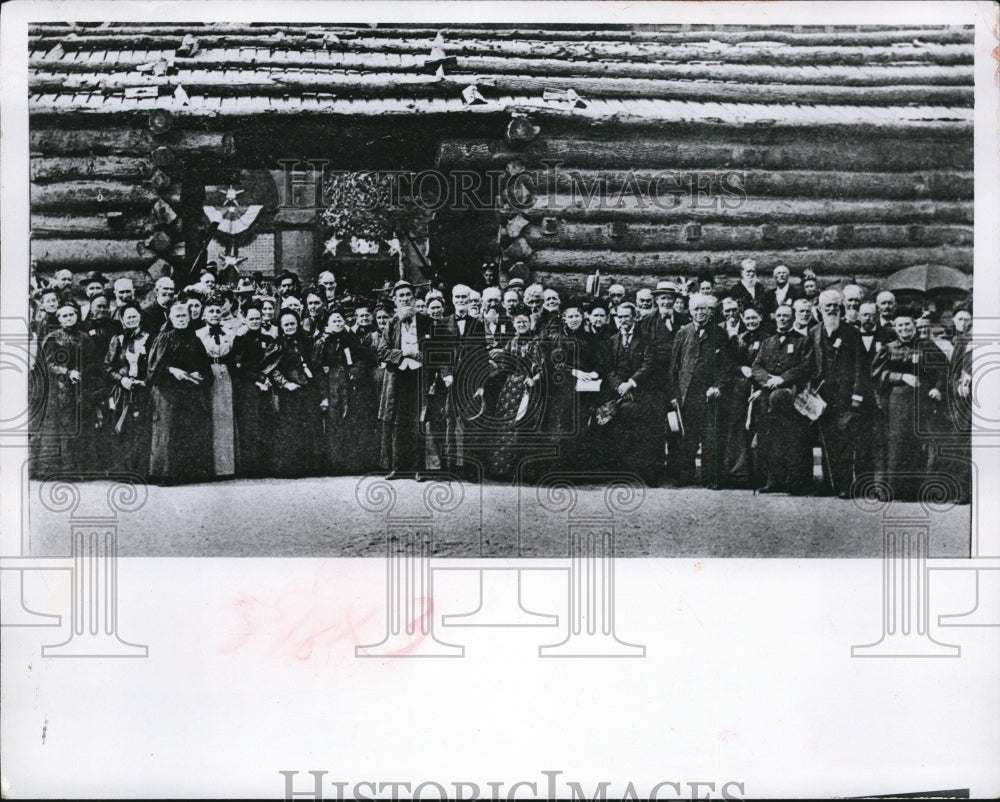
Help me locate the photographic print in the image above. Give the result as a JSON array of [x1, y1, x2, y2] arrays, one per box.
[[2, 1, 998, 798]]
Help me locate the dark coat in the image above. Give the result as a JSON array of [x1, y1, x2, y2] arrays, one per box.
[[806, 321, 870, 409], [762, 283, 803, 318], [751, 329, 810, 391], [605, 327, 653, 393], [377, 313, 442, 422], [670, 322, 734, 407], [727, 281, 766, 313], [141, 303, 171, 340], [147, 325, 214, 481], [636, 312, 679, 397]]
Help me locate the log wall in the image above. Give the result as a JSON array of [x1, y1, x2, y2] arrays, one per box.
[[26, 21, 974, 299]]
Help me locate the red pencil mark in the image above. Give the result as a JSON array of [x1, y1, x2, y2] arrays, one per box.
[[351, 596, 433, 656], [220, 580, 433, 663]]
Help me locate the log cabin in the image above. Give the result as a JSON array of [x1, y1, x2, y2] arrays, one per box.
[[27, 22, 973, 303]]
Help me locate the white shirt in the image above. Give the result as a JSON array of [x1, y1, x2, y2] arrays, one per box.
[[399, 319, 420, 370]]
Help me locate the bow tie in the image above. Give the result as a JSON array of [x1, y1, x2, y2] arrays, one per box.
[[208, 324, 224, 341]]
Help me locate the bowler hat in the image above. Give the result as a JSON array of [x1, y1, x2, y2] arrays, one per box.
[[392, 279, 414, 294], [768, 387, 795, 415], [79, 270, 108, 286]]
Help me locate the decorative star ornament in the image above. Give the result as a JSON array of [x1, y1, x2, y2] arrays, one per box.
[[219, 186, 245, 207], [324, 235, 341, 256], [221, 254, 248, 270]]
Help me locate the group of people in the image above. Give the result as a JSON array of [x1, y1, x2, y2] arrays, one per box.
[[28, 259, 974, 502]]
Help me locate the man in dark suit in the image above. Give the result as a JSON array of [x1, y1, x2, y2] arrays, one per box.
[[670, 293, 734, 488], [377, 280, 449, 480], [438, 283, 487, 478], [727, 258, 766, 315], [751, 304, 811, 493], [141, 277, 176, 339], [762, 264, 802, 324], [806, 289, 871, 498], [637, 281, 681, 483], [600, 302, 655, 481], [854, 301, 895, 480]]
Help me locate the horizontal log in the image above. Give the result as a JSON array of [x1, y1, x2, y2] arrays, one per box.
[[527, 168, 973, 201], [30, 181, 168, 211], [528, 246, 972, 275], [30, 213, 155, 238], [460, 58, 973, 86], [29, 127, 228, 157], [29, 37, 974, 66], [525, 222, 974, 252], [27, 98, 972, 137], [29, 25, 974, 47], [28, 68, 974, 108], [439, 135, 974, 172], [29, 50, 974, 89], [30, 238, 157, 270], [532, 271, 888, 299], [30, 155, 152, 182], [518, 195, 973, 225]]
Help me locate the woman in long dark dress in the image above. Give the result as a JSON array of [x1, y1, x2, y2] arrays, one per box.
[[29, 287, 63, 462], [724, 307, 766, 488], [230, 302, 276, 477], [487, 305, 542, 480], [34, 302, 98, 477], [535, 299, 605, 476], [147, 301, 214, 485], [871, 316, 946, 501], [103, 302, 153, 476], [314, 307, 352, 474], [266, 309, 323, 477]]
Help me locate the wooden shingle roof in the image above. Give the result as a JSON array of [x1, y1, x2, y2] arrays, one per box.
[[28, 22, 974, 130]]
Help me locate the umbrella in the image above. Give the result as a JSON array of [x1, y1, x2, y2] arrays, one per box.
[[882, 264, 972, 294]]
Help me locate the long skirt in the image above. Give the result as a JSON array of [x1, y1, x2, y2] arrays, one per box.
[[343, 377, 380, 474], [149, 385, 213, 483], [208, 363, 236, 477], [271, 385, 323, 477], [233, 379, 270, 477], [882, 386, 932, 501], [33, 381, 97, 477], [489, 373, 534, 479], [110, 389, 153, 477]]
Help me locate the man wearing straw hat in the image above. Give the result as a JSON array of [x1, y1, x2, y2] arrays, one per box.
[[638, 280, 682, 484]]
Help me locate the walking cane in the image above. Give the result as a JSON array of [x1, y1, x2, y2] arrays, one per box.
[[817, 423, 837, 496]]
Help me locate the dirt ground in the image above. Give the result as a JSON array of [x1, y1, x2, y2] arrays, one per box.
[[27, 474, 972, 558]]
